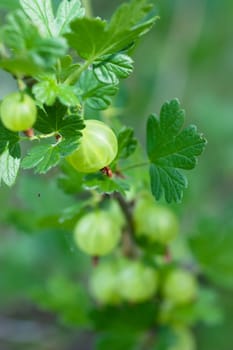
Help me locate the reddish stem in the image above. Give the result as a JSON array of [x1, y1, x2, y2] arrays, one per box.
[[101, 166, 113, 177], [92, 256, 99, 266], [165, 247, 172, 263], [24, 128, 34, 137]]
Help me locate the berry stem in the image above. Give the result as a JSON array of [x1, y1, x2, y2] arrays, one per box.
[[112, 192, 138, 258]]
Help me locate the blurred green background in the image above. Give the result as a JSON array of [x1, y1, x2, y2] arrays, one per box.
[[0, 0, 233, 349]]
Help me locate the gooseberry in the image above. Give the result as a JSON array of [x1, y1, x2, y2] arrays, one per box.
[[133, 195, 179, 245], [89, 262, 122, 305], [73, 210, 121, 256], [67, 119, 118, 173], [169, 326, 196, 350], [163, 269, 198, 305], [118, 260, 158, 302], [0, 92, 37, 132]]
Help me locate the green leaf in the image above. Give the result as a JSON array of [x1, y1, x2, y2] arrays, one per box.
[[83, 173, 130, 195], [0, 121, 20, 158], [147, 99, 207, 203], [20, 0, 84, 37], [21, 138, 80, 174], [0, 149, 20, 187], [20, 0, 56, 37], [0, 11, 67, 76], [56, 55, 80, 82], [117, 127, 138, 159], [55, 0, 84, 36], [34, 101, 85, 138], [33, 75, 80, 106], [94, 53, 134, 84], [66, 0, 157, 60], [77, 70, 118, 110], [189, 224, 233, 289], [57, 161, 84, 194]]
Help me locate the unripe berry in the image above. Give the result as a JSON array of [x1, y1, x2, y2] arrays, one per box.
[[67, 119, 118, 173], [0, 92, 37, 132], [74, 211, 121, 256]]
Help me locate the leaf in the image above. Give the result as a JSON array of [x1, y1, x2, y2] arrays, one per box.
[[83, 173, 130, 195], [55, 0, 84, 36], [20, 0, 84, 37], [56, 55, 80, 82], [117, 127, 138, 159], [21, 138, 80, 174], [0, 11, 67, 76], [0, 149, 20, 187], [0, 121, 20, 158], [189, 224, 233, 289], [34, 101, 85, 138], [66, 0, 157, 60], [33, 75, 80, 106], [20, 0, 56, 37], [57, 161, 84, 194], [94, 53, 134, 84], [147, 99, 207, 203], [77, 70, 118, 110]]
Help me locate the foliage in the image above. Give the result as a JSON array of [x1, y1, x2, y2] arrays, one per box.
[[0, 0, 231, 349]]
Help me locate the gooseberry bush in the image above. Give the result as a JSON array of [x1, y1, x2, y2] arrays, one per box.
[[0, 0, 224, 349]]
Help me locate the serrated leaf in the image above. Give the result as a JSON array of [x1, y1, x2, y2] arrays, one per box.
[[20, 0, 84, 38], [33, 75, 79, 106], [94, 53, 134, 84], [84, 173, 130, 195], [117, 127, 138, 159], [34, 101, 84, 138], [77, 70, 118, 110], [0, 11, 67, 76], [55, 0, 84, 36], [189, 225, 233, 289], [57, 55, 81, 82], [0, 149, 20, 187], [21, 138, 80, 174], [147, 99, 206, 203], [20, 0, 56, 37], [0, 121, 20, 158], [66, 0, 157, 60]]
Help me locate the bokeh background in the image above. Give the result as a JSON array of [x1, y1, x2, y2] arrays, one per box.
[[0, 0, 233, 349]]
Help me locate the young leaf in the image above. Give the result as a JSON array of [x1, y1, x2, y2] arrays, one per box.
[[66, 0, 157, 60], [55, 0, 85, 36], [117, 127, 138, 159], [0, 11, 67, 76], [77, 70, 118, 110], [21, 138, 80, 174], [33, 75, 80, 106], [0, 149, 20, 187], [147, 99, 207, 203], [20, 0, 56, 37], [34, 102, 85, 138], [94, 53, 134, 84], [20, 0, 84, 37], [84, 173, 130, 195]]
